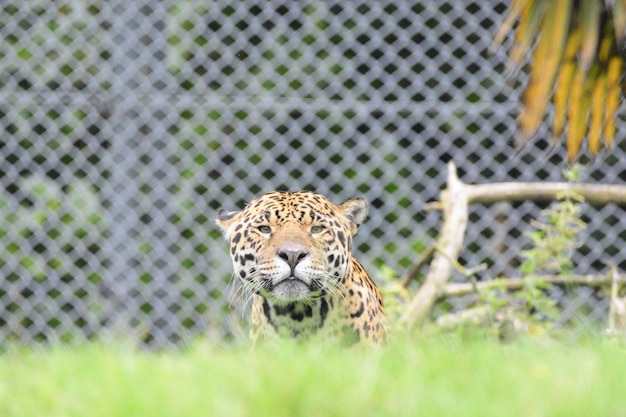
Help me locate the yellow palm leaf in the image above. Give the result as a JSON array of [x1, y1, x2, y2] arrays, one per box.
[[519, 0, 572, 140], [497, 0, 626, 160]]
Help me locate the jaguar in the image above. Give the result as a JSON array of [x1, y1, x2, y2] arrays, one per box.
[[216, 191, 387, 345]]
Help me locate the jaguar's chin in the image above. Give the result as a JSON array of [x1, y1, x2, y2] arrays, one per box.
[[271, 278, 311, 301]]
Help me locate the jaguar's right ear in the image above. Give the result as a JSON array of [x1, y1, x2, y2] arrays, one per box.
[[338, 197, 368, 236], [216, 208, 241, 239]]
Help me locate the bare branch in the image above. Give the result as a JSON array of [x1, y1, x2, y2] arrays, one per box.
[[435, 306, 492, 329], [443, 274, 626, 298], [467, 182, 626, 205], [401, 162, 469, 327]]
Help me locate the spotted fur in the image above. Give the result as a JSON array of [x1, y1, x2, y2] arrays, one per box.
[[216, 191, 387, 345]]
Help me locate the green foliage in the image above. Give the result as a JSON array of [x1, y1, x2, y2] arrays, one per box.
[[1, 1, 106, 91], [0, 176, 105, 281], [520, 195, 585, 277], [479, 166, 587, 337], [376, 263, 411, 327], [0, 175, 108, 342], [515, 167, 586, 329]]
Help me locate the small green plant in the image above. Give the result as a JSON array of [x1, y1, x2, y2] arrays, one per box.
[[376, 263, 411, 327], [517, 167, 586, 327], [481, 166, 588, 338]]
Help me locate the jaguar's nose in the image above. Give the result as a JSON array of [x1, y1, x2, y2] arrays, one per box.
[[277, 249, 309, 272]]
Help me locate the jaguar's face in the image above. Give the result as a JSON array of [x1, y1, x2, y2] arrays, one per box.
[[217, 191, 368, 302]]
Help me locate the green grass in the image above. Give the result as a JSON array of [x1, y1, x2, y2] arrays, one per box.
[[1, 336, 625, 417]]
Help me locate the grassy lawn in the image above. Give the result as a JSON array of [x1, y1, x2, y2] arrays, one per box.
[[1, 336, 625, 417]]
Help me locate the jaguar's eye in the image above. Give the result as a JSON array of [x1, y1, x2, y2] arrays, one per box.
[[311, 225, 325, 234], [257, 225, 272, 234]]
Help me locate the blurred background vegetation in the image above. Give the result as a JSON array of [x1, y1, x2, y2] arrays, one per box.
[[0, 0, 625, 347]]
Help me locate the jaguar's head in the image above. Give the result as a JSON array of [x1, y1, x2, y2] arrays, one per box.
[[216, 191, 368, 302]]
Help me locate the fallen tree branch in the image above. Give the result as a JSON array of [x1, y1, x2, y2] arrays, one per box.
[[401, 162, 468, 327], [467, 182, 626, 205], [443, 274, 626, 298], [435, 306, 492, 329]]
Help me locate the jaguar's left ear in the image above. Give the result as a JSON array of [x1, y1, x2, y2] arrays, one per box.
[[338, 197, 368, 235], [216, 208, 241, 239]]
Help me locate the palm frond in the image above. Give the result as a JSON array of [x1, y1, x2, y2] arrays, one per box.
[[495, 0, 625, 161]]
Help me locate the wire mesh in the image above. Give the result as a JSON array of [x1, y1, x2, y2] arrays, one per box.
[[0, 0, 624, 347]]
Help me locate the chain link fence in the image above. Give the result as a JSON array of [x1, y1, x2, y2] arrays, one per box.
[[1, 0, 624, 347]]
